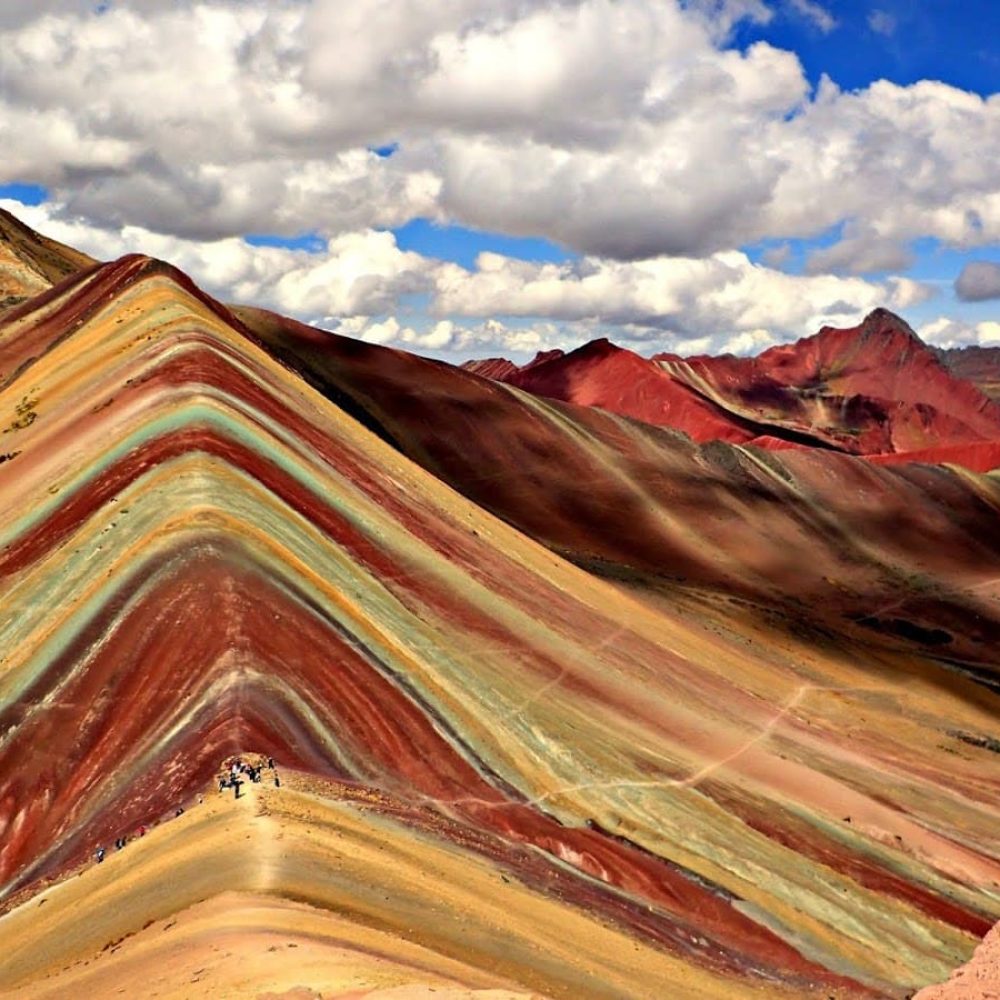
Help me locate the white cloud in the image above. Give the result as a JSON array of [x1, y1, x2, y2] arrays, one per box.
[[955, 261, 1000, 302], [346, 314, 568, 356], [787, 0, 836, 32], [4, 199, 436, 319], [431, 248, 932, 346], [867, 9, 897, 36], [885, 276, 936, 309], [918, 317, 1000, 349], [0, 0, 996, 272], [805, 228, 914, 275], [3, 2, 996, 360], [761, 243, 792, 269], [9, 197, 932, 359], [682, 0, 773, 40], [760, 79, 1000, 260]]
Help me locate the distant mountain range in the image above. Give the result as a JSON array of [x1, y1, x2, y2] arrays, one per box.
[[464, 311, 1000, 472]]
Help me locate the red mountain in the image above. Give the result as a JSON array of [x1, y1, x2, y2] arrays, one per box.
[[462, 348, 564, 381], [472, 310, 1000, 470], [460, 356, 520, 379]]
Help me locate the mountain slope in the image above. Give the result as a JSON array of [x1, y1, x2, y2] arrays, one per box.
[[236, 302, 1000, 676], [0, 208, 96, 315], [938, 345, 1000, 401], [660, 310, 1000, 454]]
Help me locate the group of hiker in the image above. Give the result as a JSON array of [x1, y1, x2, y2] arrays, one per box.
[[219, 755, 280, 799], [93, 754, 281, 864], [95, 820, 155, 864]]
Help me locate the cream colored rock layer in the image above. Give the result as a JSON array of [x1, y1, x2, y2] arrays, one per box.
[[0, 780, 792, 1000]]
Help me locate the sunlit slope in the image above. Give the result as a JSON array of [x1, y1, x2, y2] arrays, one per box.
[[4, 780, 691, 1000], [0, 208, 96, 315], [0, 257, 997, 997]]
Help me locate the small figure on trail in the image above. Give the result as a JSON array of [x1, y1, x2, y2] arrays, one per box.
[[138, 825, 147, 837], [232, 777, 243, 800], [96, 847, 105, 863], [115, 837, 125, 850], [274, 773, 281, 788], [267, 756, 275, 770], [175, 807, 184, 817]]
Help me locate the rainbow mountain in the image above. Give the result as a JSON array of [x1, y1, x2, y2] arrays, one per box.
[[0, 210, 998, 999]]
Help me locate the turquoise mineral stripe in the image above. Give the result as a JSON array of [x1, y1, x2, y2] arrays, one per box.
[[0, 459, 419, 708], [0, 397, 386, 547]]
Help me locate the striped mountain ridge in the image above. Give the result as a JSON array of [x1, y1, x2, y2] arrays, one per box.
[[0, 208, 95, 316], [0, 230, 997, 997], [235, 302, 1000, 678]]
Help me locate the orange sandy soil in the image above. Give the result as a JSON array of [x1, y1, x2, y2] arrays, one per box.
[[913, 922, 1000, 1000], [0, 775, 543, 1000], [0, 771, 822, 1000]]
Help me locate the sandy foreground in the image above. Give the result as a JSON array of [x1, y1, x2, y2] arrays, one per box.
[[0, 773, 820, 1000], [913, 921, 1000, 1000]]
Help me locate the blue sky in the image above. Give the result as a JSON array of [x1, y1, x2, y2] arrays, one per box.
[[734, 0, 1000, 99], [1, 1, 997, 358], [0, 183, 48, 207], [735, 0, 1000, 336]]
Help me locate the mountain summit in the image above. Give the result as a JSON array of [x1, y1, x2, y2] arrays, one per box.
[[469, 309, 1000, 467]]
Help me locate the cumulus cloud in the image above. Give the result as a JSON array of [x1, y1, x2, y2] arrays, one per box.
[[955, 261, 1000, 301], [342, 315, 569, 355], [4, 199, 436, 319], [682, 0, 773, 40], [761, 243, 791, 269], [804, 224, 914, 275], [431, 248, 932, 345], [2, 2, 992, 360], [0, 0, 997, 270], [6, 198, 931, 359], [918, 317, 1000, 349]]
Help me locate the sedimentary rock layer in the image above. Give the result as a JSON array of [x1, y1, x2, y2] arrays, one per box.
[[0, 209, 95, 316], [0, 236, 998, 998], [238, 303, 1000, 676]]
